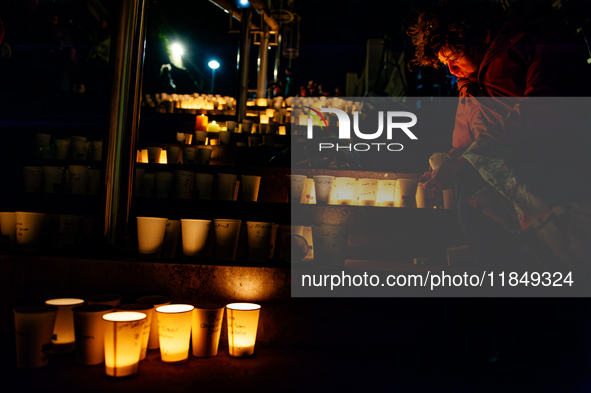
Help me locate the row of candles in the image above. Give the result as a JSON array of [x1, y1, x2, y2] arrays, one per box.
[[33, 133, 102, 161], [291, 175, 456, 209], [13, 295, 262, 376]]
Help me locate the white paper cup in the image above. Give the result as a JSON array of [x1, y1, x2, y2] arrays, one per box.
[[89, 141, 102, 161], [302, 226, 314, 261], [42, 166, 64, 194], [87, 169, 101, 195], [242, 120, 254, 133], [197, 148, 213, 165], [278, 225, 304, 259], [86, 294, 122, 307], [359, 179, 379, 206], [241, 175, 261, 202], [0, 212, 17, 249], [161, 219, 181, 259], [102, 312, 147, 377], [246, 222, 273, 262], [313, 176, 334, 205], [173, 170, 194, 199], [35, 133, 51, 148], [147, 147, 163, 163], [335, 177, 355, 205], [45, 298, 85, 354], [154, 172, 174, 198], [217, 174, 237, 201], [137, 295, 171, 349], [377, 180, 396, 207], [15, 211, 46, 252], [72, 304, 114, 365], [289, 175, 307, 203], [396, 179, 419, 208], [139, 173, 155, 197], [13, 305, 59, 368], [136, 216, 168, 258], [54, 139, 70, 160], [155, 305, 194, 363], [191, 305, 224, 357], [248, 136, 260, 147], [219, 131, 231, 146], [71, 135, 87, 143], [194, 173, 214, 200], [58, 214, 83, 247], [23, 166, 43, 193], [115, 304, 154, 361], [180, 219, 211, 259], [195, 131, 207, 145], [320, 225, 350, 267], [71, 140, 89, 161], [213, 219, 242, 261], [67, 165, 89, 195], [182, 146, 197, 164], [226, 121, 237, 132], [226, 303, 261, 357], [166, 145, 181, 164]]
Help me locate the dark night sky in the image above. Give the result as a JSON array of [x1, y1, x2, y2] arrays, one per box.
[[144, 0, 428, 96]]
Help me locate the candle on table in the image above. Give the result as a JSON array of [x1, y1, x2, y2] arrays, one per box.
[[195, 115, 208, 131]]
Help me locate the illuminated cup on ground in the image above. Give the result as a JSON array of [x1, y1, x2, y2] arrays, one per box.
[[15, 211, 47, 253], [180, 219, 211, 260], [197, 148, 213, 165], [137, 295, 171, 349], [116, 304, 154, 361], [184, 133, 193, 145], [320, 225, 350, 267], [191, 304, 225, 357], [396, 179, 419, 208], [313, 176, 334, 205], [87, 294, 122, 307], [216, 174, 237, 201], [147, 147, 162, 164], [359, 178, 379, 206], [302, 178, 315, 204], [241, 175, 261, 202], [246, 222, 273, 263], [377, 180, 396, 207], [0, 212, 17, 250], [155, 304, 194, 364], [13, 305, 59, 368], [173, 170, 194, 199], [45, 298, 85, 354], [136, 216, 168, 259], [213, 219, 242, 261], [195, 131, 208, 145], [72, 304, 114, 365], [194, 173, 214, 200], [23, 166, 43, 193], [155, 171, 174, 198], [67, 165, 89, 195], [161, 219, 181, 259], [181, 146, 196, 164], [166, 145, 181, 164], [42, 166, 64, 194], [219, 131, 231, 146], [289, 175, 307, 203], [335, 177, 355, 205], [226, 303, 261, 357], [102, 312, 147, 377]]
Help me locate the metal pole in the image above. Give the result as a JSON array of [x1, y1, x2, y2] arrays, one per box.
[[104, 0, 147, 245], [256, 27, 270, 99], [237, 8, 253, 123]]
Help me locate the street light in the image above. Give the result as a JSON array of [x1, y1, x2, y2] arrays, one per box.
[[208, 60, 220, 94]]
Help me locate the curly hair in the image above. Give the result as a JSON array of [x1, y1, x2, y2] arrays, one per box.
[[408, 0, 506, 68]]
